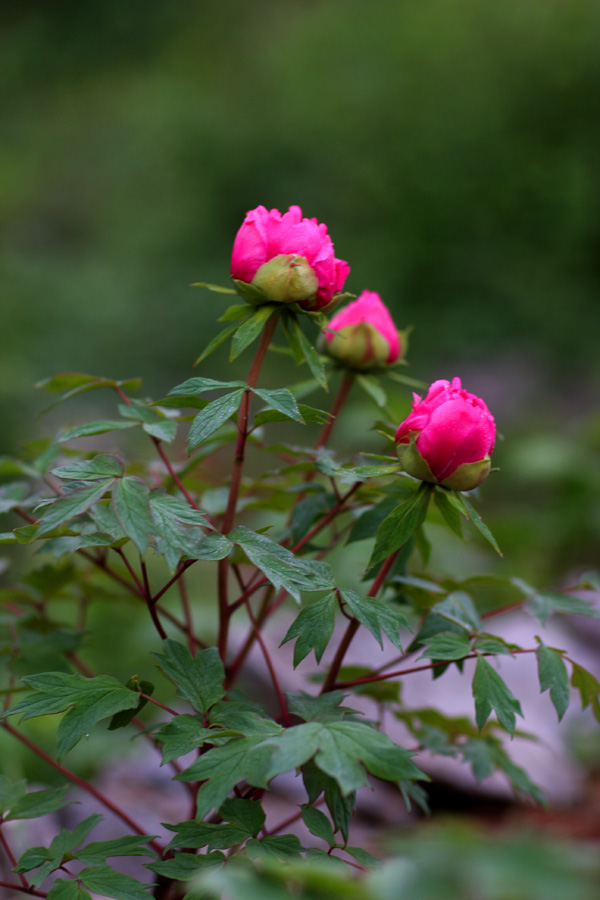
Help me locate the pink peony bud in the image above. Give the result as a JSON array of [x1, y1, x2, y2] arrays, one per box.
[[230, 205, 350, 310], [395, 377, 496, 491], [322, 290, 401, 369]]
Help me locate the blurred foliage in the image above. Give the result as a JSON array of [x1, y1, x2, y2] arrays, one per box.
[[195, 820, 600, 899], [2, 0, 600, 426]]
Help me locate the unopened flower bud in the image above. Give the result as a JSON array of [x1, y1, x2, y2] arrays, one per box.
[[395, 377, 496, 491], [322, 290, 401, 370]]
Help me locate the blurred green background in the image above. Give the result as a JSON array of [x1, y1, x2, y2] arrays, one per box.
[[2, 0, 599, 577]]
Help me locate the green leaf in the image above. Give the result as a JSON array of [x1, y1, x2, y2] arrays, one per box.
[[345, 846, 381, 867], [75, 836, 157, 866], [570, 661, 600, 722], [230, 526, 334, 600], [47, 880, 91, 900], [176, 736, 277, 819], [0, 481, 31, 513], [52, 456, 124, 480], [149, 502, 199, 571], [340, 589, 409, 651], [434, 488, 464, 539], [220, 302, 252, 320], [472, 656, 523, 735], [154, 715, 215, 764], [301, 805, 335, 845], [536, 643, 569, 721], [368, 484, 431, 570], [245, 835, 305, 862], [111, 477, 153, 555], [434, 591, 482, 631], [301, 761, 355, 842], [457, 493, 502, 556], [192, 281, 237, 295], [148, 493, 209, 527], [142, 419, 177, 443], [219, 798, 265, 837], [36, 374, 141, 415], [153, 640, 225, 714], [5, 674, 141, 760], [287, 692, 354, 723], [16, 815, 102, 885], [526, 590, 600, 625], [347, 496, 398, 544], [145, 852, 225, 880], [79, 866, 153, 900], [281, 593, 337, 665], [462, 737, 546, 804], [262, 720, 427, 796], [164, 820, 250, 852], [254, 388, 303, 422], [291, 491, 334, 546], [187, 390, 244, 450], [36, 481, 115, 536], [355, 373, 387, 407], [107, 676, 154, 731], [193, 532, 233, 560], [285, 314, 327, 389], [4, 784, 71, 821], [169, 376, 246, 396], [58, 421, 137, 442], [194, 321, 247, 365], [420, 631, 472, 661], [0, 776, 27, 817], [230, 304, 278, 361]]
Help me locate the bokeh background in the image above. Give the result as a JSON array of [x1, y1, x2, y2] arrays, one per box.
[[1, 0, 600, 866], [2, 0, 599, 583]]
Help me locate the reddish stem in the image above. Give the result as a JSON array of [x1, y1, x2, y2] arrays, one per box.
[[244, 600, 290, 726], [315, 372, 354, 450], [0, 827, 28, 888], [140, 557, 167, 641], [178, 575, 196, 656], [0, 880, 47, 898], [152, 437, 200, 511], [115, 549, 145, 596], [217, 314, 279, 661], [263, 795, 326, 837], [481, 600, 526, 621], [139, 693, 179, 717], [2, 722, 165, 857], [335, 648, 538, 689], [320, 549, 401, 694]]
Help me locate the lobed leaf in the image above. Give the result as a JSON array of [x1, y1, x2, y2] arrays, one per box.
[[536, 642, 569, 721], [281, 593, 337, 666], [153, 640, 225, 715], [472, 656, 523, 736]]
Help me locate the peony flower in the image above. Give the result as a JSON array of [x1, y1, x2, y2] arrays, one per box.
[[230, 205, 350, 310], [395, 377, 496, 491], [322, 290, 401, 369]]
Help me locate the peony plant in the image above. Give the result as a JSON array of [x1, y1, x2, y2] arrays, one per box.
[[0, 205, 598, 900]]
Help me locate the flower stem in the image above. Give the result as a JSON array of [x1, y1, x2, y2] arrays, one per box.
[[217, 314, 279, 661], [2, 722, 165, 856], [320, 549, 400, 694], [335, 648, 537, 689], [0, 827, 28, 888], [315, 371, 354, 449], [152, 437, 200, 511], [0, 880, 47, 898]]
